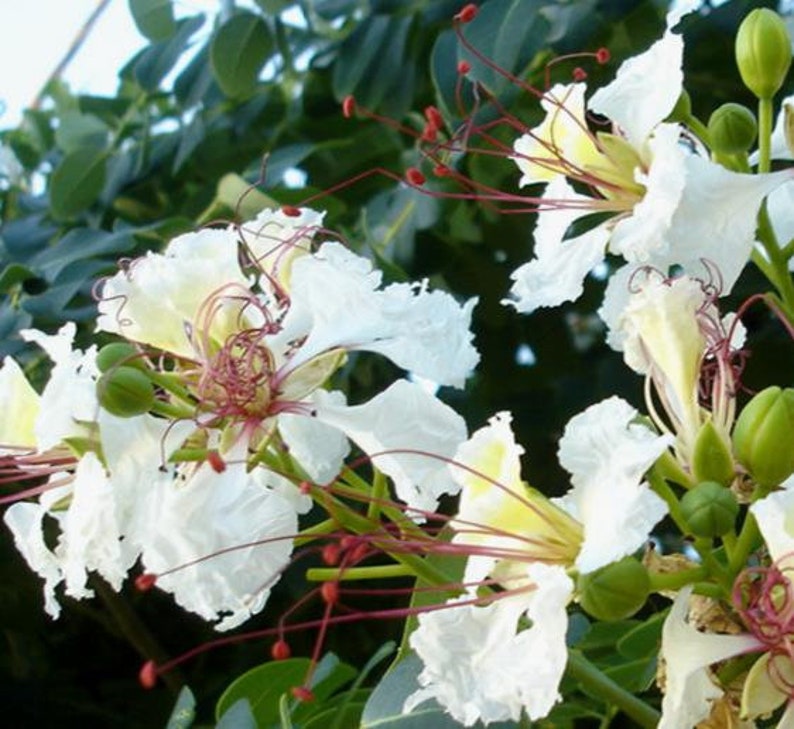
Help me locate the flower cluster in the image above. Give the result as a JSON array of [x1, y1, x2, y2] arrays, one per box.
[[6, 3, 794, 729]]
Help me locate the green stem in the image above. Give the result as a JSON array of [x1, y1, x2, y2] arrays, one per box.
[[655, 450, 695, 490], [729, 512, 761, 575], [758, 97, 773, 174], [367, 469, 388, 521], [648, 565, 708, 592], [306, 564, 415, 582], [686, 114, 711, 147], [566, 651, 660, 729], [756, 205, 794, 320], [647, 468, 688, 533]]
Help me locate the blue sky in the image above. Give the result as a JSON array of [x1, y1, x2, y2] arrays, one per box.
[[0, 0, 230, 129]]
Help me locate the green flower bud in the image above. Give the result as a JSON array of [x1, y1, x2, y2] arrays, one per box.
[[96, 342, 143, 373], [680, 481, 739, 538], [735, 8, 792, 100], [97, 366, 155, 417], [691, 420, 735, 486], [732, 386, 794, 488], [707, 103, 758, 155], [577, 557, 650, 622]]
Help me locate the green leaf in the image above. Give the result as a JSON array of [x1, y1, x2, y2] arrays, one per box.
[[332, 14, 415, 116], [54, 112, 109, 153], [133, 15, 205, 91], [166, 686, 196, 729], [49, 148, 107, 220], [616, 611, 666, 660], [254, 0, 293, 13], [129, 0, 177, 41], [215, 653, 355, 727], [211, 13, 274, 99], [0, 263, 36, 294], [216, 699, 257, 729]]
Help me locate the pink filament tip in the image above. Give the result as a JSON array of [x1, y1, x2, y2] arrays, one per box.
[[139, 660, 158, 689], [135, 573, 157, 592], [456, 4, 478, 23], [342, 95, 356, 118], [271, 639, 292, 661], [405, 167, 426, 186]]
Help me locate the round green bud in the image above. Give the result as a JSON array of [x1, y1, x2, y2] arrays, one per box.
[[97, 367, 155, 417], [680, 481, 740, 538], [577, 557, 650, 622], [735, 8, 792, 100], [666, 89, 692, 123], [96, 342, 143, 373], [707, 103, 758, 155], [732, 386, 794, 488]]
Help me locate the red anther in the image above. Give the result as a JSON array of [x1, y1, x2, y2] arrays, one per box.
[[457, 60, 472, 75], [299, 480, 311, 495], [405, 167, 426, 186], [340, 535, 358, 552], [322, 543, 341, 566], [572, 67, 587, 82], [596, 47, 610, 64], [135, 573, 157, 592], [342, 95, 356, 118], [291, 686, 315, 703], [139, 660, 158, 689], [421, 123, 438, 142], [281, 205, 302, 217], [433, 164, 451, 177], [424, 105, 444, 129], [206, 450, 226, 473], [350, 542, 369, 564], [455, 3, 478, 23], [271, 639, 292, 661], [320, 581, 340, 605]]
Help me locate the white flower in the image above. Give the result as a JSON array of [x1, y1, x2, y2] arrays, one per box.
[[95, 210, 478, 513], [405, 563, 573, 726], [659, 587, 760, 729], [407, 401, 667, 724], [507, 7, 792, 324]]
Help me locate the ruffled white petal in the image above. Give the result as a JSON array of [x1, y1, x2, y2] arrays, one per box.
[[405, 563, 573, 725], [503, 177, 608, 313], [21, 324, 98, 450], [313, 379, 467, 515], [96, 228, 249, 358], [279, 242, 479, 388], [659, 587, 761, 729], [278, 390, 351, 484], [58, 452, 127, 598], [3, 501, 64, 618], [556, 397, 671, 573], [141, 458, 299, 631], [767, 181, 794, 255], [589, 25, 684, 146]]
